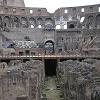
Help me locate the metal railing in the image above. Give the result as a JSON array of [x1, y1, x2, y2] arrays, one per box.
[[0, 54, 100, 59]]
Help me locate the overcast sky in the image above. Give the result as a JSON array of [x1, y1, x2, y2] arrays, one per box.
[[24, 0, 100, 13]]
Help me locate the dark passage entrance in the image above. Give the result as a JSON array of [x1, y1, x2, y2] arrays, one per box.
[[45, 59, 57, 76]]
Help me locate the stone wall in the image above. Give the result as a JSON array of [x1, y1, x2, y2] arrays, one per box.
[[57, 59, 100, 100], [0, 60, 45, 100]]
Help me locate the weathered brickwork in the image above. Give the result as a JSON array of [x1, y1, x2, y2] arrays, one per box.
[[0, 0, 100, 100]]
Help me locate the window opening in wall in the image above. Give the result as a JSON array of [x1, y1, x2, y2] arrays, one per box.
[[24, 36, 30, 41], [4, 23, 6, 27], [69, 24, 75, 28], [90, 7, 93, 11], [31, 25, 34, 28], [38, 9, 41, 12], [38, 25, 42, 28], [30, 10, 33, 14], [5, 8, 8, 12], [91, 36, 93, 40], [99, 7, 100, 12], [13, 8, 16, 13], [80, 17, 85, 23], [25, 50, 30, 55], [64, 24, 67, 29], [81, 8, 84, 12], [56, 25, 61, 29], [11, 53, 15, 56], [64, 9, 68, 13], [21, 17, 28, 28], [45, 40, 54, 55], [19, 52, 24, 56], [21, 9, 25, 13], [58, 49, 62, 53]]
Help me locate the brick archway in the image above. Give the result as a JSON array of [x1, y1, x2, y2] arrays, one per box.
[[45, 40, 54, 55]]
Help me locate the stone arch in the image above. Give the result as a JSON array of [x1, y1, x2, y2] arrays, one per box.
[[45, 18, 54, 28], [29, 17, 36, 28], [37, 18, 43, 28], [37, 18, 43, 24], [13, 17, 20, 28], [96, 14, 100, 29], [4, 16, 11, 27], [21, 17, 28, 28], [45, 40, 54, 54], [86, 16, 94, 29]]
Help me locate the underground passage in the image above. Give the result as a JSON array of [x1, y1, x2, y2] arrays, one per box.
[[44, 59, 57, 76]]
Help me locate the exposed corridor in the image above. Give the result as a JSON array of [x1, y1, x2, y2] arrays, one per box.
[[42, 77, 64, 100]]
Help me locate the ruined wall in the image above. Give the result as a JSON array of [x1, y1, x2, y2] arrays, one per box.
[[0, 4, 100, 56], [0, 60, 45, 100], [57, 59, 100, 100]]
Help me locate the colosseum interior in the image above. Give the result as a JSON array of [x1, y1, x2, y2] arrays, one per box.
[[0, 0, 100, 100]]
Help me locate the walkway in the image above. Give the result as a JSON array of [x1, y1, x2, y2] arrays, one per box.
[[42, 77, 64, 100], [0, 55, 100, 60]]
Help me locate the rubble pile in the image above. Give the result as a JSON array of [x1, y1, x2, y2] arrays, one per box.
[[0, 60, 45, 100], [57, 59, 100, 100]]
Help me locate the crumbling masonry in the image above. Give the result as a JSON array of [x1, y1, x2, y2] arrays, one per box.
[[0, 0, 100, 100]]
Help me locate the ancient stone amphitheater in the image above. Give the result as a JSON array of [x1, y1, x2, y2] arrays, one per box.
[[0, 0, 100, 100]]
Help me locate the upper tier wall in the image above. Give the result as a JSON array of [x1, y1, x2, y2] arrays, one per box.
[[0, 0, 25, 7], [0, 4, 100, 16]]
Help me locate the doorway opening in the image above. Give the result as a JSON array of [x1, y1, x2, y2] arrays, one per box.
[[44, 59, 57, 77], [25, 50, 30, 55], [45, 40, 54, 55]]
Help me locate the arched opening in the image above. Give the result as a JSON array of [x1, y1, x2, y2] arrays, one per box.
[[64, 24, 67, 29], [45, 40, 54, 55], [38, 24, 42, 28], [81, 8, 84, 12], [4, 16, 11, 27], [64, 9, 68, 13], [96, 14, 100, 29], [29, 17, 36, 28], [30, 9, 33, 14], [30, 25, 34, 28], [37, 18, 43, 28], [13, 17, 20, 28], [69, 24, 75, 28], [86, 16, 94, 29], [45, 18, 54, 28], [21, 17, 28, 28], [37, 18, 43, 24], [80, 17, 85, 23], [24, 36, 31, 41]]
